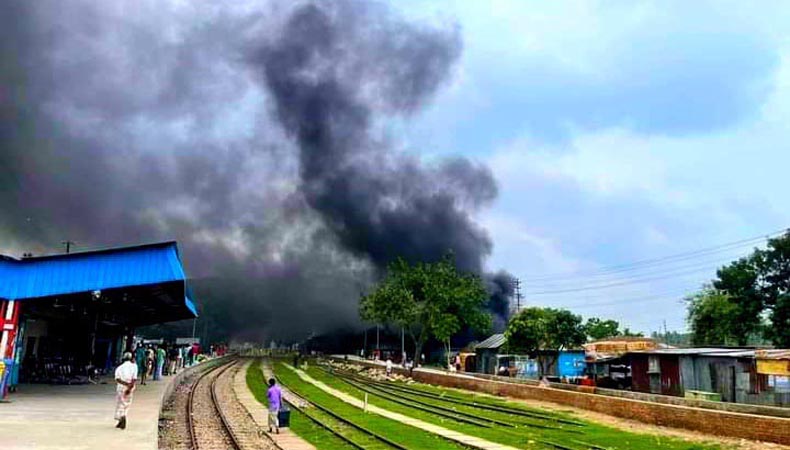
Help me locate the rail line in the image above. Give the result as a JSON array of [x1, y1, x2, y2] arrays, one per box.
[[324, 366, 584, 427], [187, 358, 243, 450], [277, 377, 409, 450]]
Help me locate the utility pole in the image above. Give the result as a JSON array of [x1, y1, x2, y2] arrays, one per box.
[[401, 326, 405, 362], [512, 277, 523, 312], [663, 320, 668, 345], [62, 240, 75, 254], [376, 324, 380, 354]]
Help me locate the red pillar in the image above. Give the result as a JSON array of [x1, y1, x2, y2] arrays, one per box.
[[0, 300, 21, 398]]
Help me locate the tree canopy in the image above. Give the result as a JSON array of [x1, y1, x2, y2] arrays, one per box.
[[687, 285, 742, 346], [505, 307, 585, 376], [359, 255, 491, 363], [583, 317, 620, 340], [685, 231, 790, 347]]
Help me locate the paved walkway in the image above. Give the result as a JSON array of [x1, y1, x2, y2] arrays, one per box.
[[285, 364, 519, 450], [0, 376, 172, 450], [235, 360, 315, 450]]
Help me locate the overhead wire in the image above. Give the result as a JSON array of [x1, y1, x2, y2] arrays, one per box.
[[520, 228, 786, 282]]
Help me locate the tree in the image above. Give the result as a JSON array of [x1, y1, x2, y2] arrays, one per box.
[[359, 256, 491, 365], [686, 285, 741, 346], [712, 256, 764, 345], [756, 233, 790, 346], [583, 318, 620, 341], [505, 307, 585, 377]]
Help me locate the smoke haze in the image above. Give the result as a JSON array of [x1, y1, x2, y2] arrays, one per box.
[[0, 0, 511, 342]]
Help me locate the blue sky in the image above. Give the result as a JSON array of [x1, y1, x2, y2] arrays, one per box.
[[393, 1, 790, 333]]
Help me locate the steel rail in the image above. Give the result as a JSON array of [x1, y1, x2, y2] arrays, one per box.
[[187, 358, 240, 450], [326, 366, 584, 426], [210, 360, 246, 450], [277, 377, 410, 450]]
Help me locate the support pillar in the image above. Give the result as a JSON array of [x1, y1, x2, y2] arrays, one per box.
[[0, 300, 21, 399]]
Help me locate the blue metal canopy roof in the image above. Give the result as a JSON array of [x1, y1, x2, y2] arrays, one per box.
[[0, 241, 197, 317]]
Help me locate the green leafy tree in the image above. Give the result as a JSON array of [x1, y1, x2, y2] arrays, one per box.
[[756, 233, 790, 346], [619, 328, 644, 337], [505, 307, 585, 377], [686, 285, 741, 345], [359, 256, 491, 364], [583, 317, 620, 341], [712, 256, 764, 345]]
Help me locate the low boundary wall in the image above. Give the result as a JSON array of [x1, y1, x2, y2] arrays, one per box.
[[332, 357, 790, 445], [470, 372, 790, 418]]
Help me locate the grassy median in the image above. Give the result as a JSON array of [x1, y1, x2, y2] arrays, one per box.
[[245, 359, 352, 450], [303, 363, 721, 450], [272, 361, 468, 449]]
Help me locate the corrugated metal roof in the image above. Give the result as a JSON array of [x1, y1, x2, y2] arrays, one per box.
[[476, 333, 506, 349], [756, 349, 790, 360], [630, 347, 757, 358], [0, 241, 196, 317]]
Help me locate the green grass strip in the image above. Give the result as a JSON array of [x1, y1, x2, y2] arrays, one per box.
[[273, 361, 468, 450], [309, 363, 721, 450], [245, 359, 354, 450]]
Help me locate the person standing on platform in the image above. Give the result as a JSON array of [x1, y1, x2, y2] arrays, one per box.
[[114, 352, 137, 430], [145, 345, 154, 379], [267, 378, 282, 434], [154, 345, 165, 380], [168, 346, 178, 375], [385, 357, 393, 377], [135, 344, 147, 385]]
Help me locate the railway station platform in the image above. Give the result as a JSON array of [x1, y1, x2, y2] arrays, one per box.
[[0, 376, 173, 450]]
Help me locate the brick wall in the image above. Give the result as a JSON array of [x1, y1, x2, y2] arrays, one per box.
[[337, 357, 790, 445]]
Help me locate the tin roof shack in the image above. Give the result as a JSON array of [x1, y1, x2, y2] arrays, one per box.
[[629, 348, 789, 405], [584, 337, 658, 389], [755, 349, 790, 406], [475, 333, 506, 374], [474, 334, 584, 379]]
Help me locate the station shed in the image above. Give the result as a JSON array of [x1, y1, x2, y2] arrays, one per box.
[[0, 241, 197, 397]]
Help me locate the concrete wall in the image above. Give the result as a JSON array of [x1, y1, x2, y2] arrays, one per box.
[[336, 357, 790, 445]]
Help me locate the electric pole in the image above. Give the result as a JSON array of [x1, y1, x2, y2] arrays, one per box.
[[512, 277, 523, 313], [62, 240, 75, 254]]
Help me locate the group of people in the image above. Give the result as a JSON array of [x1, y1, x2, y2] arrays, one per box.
[[133, 343, 198, 384]]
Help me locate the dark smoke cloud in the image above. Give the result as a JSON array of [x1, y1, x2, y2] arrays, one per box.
[[0, 0, 509, 342], [486, 271, 516, 332], [253, 2, 496, 273]]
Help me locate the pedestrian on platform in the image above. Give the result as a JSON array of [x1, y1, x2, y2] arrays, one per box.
[[114, 352, 137, 430], [135, 344, 147, 385], [267, 378, 282, 434], [168, 346, 178, 375], [146, 345, 154, 378], [154, 345, 165, 380], [385, 357, 393, 377]]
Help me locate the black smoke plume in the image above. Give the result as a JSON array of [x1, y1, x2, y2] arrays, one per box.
[[0, 0, 511, 343], [253, 2, 496, 273]]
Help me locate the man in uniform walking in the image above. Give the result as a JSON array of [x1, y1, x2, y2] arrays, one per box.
[[114, 352, 138, 430]]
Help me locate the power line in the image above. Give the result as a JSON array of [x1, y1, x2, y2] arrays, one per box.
[[522, 253, 749, 290], [521, 228, 786, 282], [524, 264, 721, 295]]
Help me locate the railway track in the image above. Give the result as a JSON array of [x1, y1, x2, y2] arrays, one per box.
[[277, 377, 410, 450], [188, 358, 282, 450], [317, 366, 617, 450], [323, 366, 584, 428]]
